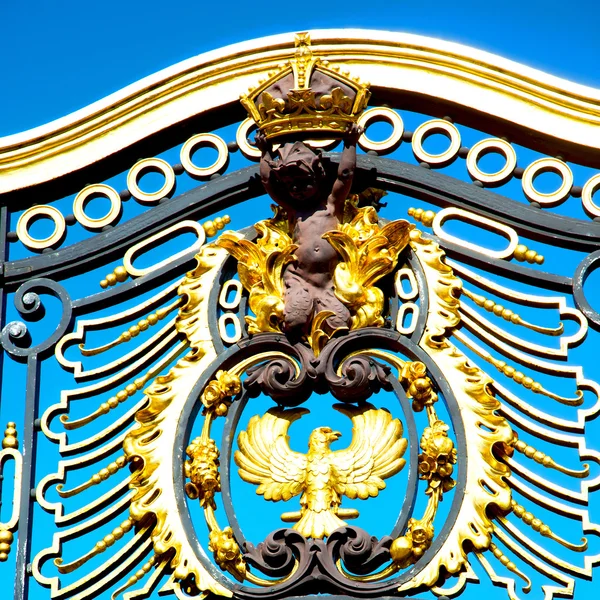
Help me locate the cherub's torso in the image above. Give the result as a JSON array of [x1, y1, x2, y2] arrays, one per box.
[[289, 201, 339, 281]]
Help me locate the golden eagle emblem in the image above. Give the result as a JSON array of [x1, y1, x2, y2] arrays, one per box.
[[235, 405, 407, 539]]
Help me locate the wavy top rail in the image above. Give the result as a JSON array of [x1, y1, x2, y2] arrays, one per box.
[[3, 29, 600, 193]]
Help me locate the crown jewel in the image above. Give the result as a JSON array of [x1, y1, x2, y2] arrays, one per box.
[[241, 33, 371, 140]]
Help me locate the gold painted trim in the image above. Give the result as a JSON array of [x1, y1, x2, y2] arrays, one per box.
[[6, 29, 600, 192], [16, 205, 66, 250], [73, 184, 122, 230], [411, 119, 461, 166], [180, 133, 229, 178]]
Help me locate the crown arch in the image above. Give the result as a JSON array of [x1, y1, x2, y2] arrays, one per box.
[[1, 30, 600, 600]]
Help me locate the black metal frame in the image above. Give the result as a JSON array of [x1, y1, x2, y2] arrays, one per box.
[[2, 153, 599, 600]]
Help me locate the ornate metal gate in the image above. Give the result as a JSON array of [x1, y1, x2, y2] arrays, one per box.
[[1, 30, 599, 600]]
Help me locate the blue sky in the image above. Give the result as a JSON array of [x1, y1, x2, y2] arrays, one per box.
[[3, 2, 600, 600], [2, 1, 600, 136]]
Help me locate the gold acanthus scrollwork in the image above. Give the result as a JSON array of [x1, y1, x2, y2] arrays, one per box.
[[337, 230, 514, 588], [123, 243, 233, 597], [183, 361, 302, 587], [398, 229, 514, 592], [121, 222, 514, 595], [184, 369, 247, 583]]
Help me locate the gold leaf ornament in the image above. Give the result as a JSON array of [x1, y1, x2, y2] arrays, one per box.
[[216, 224, 297, 334], [185, 437, 221, 508], [324, 207, 414, 329]]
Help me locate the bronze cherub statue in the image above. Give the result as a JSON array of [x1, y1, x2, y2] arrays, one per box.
[[254, 125, 362, 335], [218, 34, 413, 353]]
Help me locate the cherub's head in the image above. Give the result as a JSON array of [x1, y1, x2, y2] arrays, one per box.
[[271, 141, 326, 205], [308, 426, 341, 451]]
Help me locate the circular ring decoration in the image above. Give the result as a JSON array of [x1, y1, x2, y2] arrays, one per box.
[[236, 118, 261, 160], [521, 157, 573, 206], [73, 184, 122, 230], [180, 133, 229, 179], [127, 158, 176, 204], [357, 107, 404, 153], [16, 205, 66, 251], [581, 173, 600, 218], [466, 138, 517, 186], [412, 119, 461, 166]]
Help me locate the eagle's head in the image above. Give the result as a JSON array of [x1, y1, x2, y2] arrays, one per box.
[[308, 426, 342, 451]]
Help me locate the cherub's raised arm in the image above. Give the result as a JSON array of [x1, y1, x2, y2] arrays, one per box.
[[255, 130, 293, 210], [329, 123, 362, 216]]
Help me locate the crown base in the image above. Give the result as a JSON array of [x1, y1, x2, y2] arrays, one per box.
[[260, 115, 357, 140]]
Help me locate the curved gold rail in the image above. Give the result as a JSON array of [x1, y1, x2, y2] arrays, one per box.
[[4, 29, 600, 193]]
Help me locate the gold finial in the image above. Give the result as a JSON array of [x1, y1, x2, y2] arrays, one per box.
[[510, 501, 587, 551], [513, 243, 544, 265], [462, 287, 563, 335], [295, 32, 310, 47], [509, 435, 589, 478], [408, 207, 436, 228], [55, 518, 135, 574], [202, 215, 231, 238], [489, 542, 531, 592], [0, 529, 14, 562], [2, 422, 18, 450], [100, 265, 129, 289], [57, 455, 128, 498], [78, 297, 182, 356]]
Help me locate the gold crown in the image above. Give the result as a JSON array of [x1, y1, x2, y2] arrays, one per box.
[[240, 33, 371, 140]]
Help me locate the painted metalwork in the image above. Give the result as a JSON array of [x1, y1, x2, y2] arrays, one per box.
[[1, 29, 600, 600]]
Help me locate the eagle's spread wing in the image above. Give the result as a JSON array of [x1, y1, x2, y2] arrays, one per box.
[[331, 404, 407, 500], [235, 408, 308, 502]]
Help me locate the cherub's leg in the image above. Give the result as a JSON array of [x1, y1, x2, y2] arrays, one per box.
[[314, 288, 351, 329], [283, 272, 313, 332]]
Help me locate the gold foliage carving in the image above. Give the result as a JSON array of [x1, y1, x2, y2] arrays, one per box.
[[217, 203, 412, 340]]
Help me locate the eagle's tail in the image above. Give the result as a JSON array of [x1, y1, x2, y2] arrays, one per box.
[[292, 509, 346, 539]]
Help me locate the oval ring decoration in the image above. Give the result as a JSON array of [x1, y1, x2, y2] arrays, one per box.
[[219, 280, 243, 310], [218, 313, 242, 344], [521, 157, 573, 206], [412, 119, 461, 166], [357, 107, 404, 153], [127, 157, 176, 204], [73, 184, 122, 230], [123, 220, 206, 277], [466, 138, 517, 186], [432, 206, 519, 260], [16, 205, 66, 251], [181, 133, 229, 179]]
